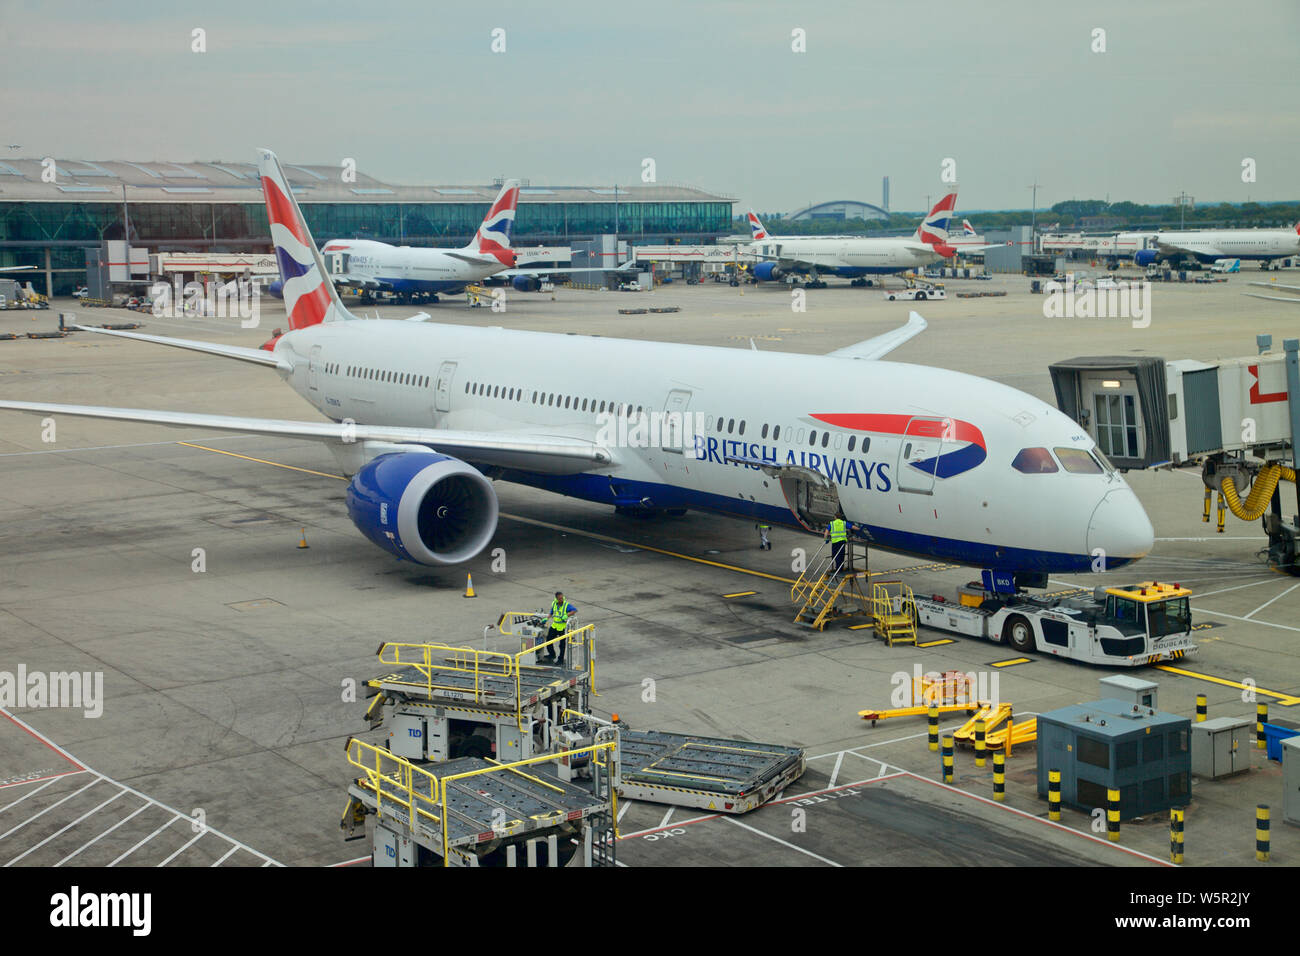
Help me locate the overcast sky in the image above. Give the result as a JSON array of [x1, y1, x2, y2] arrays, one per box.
[[3, 0, 1296, 215]]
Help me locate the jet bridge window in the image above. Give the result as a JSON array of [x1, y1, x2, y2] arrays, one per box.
[[1054, 447, 1104, 474], [1012, 447, 1058, 474]]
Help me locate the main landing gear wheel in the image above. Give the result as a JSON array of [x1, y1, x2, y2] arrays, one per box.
[[1005, 615, 1034, 653]]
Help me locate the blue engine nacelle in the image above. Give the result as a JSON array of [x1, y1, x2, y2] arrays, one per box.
[[1134, 250, 1159, 267], [752, 261, 784, 281], [267, 278, 284, 299], [346, 452, 498, 565], [511, 275, 541, 292]]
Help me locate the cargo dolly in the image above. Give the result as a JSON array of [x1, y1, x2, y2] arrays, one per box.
[[615, 728, 804, 814]]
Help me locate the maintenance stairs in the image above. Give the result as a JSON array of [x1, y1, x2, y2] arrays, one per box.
[[790, 541, 872, 630], [871, 580, 918, 646]]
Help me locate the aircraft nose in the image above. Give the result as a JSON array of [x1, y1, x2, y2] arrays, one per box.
[[1086, 486, 1155, 570]]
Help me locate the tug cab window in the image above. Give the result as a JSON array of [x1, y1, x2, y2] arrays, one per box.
[[1012, 447, 1058, 474], [1054, 447, 1104, 474]]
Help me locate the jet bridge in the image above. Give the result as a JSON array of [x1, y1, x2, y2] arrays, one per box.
[[1050, 336, 1300, 574]]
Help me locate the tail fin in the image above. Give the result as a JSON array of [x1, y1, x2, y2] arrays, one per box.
[[747, 210, 769, 241], [962, 218, 977, 236], [470, 179, 520, 266], [913, 190, 958, 245], [256, 147, 352, 329]]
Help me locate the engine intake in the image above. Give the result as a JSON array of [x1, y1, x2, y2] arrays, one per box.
[[752, 261, 784, 281], [346, 452, 498, 565]]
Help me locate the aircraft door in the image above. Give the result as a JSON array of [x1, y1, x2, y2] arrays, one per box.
[[308, 345, 322, 392], [896, 416, 954, 494], [660, 389, 693, 454], [777, 465, 842, 531], [434, 361, 457, 414]]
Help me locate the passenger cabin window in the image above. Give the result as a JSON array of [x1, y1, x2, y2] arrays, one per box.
[[1012, 447, 1059, 474], [1055, 447, 1104, 474], [772, 425, 780, 441], [847, 436, 856, 452]]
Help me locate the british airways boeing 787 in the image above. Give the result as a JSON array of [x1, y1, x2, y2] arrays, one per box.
[[0, 149, 1153, 577]]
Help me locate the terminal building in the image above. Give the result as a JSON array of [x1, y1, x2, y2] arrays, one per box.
[[0, 158, 734, 295]]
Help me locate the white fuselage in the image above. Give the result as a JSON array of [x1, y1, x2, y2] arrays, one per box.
[[272, 320, 1153, 573], [1156, 229, 1300, 262], [321, 239, 507, 294], [750, 236, 944, 276]]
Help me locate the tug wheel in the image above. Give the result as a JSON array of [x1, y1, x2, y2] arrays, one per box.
[[1005, 615, 1034, 653]]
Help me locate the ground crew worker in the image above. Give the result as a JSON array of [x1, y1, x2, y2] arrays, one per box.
[[756, 522, 771, 550], [825, 511, 849, 573], [539, 591, 578, 666]]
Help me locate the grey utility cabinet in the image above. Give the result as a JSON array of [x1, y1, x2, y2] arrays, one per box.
[[1191, 717, 1252, 780]]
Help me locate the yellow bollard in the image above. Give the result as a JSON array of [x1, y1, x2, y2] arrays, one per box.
[[1048, 769, 1061, 821], [1196, 694, 1207, 722], [1256, 805, 1270, 862], [1170, 807, 1184, 864], [993, 751, 1005, 802], [928, 704, 939, 752], [1257, 702, 1268, 750], [941, 734, 954, 784], [975, 718, 987, 767], [1107, 788, 1121, 842]]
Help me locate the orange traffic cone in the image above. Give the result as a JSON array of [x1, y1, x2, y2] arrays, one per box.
[[464, 573, 476, 598], [298, 528, 309, 549]]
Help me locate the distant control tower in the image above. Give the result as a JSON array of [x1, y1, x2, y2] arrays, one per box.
[[882, 176, 890, 213]]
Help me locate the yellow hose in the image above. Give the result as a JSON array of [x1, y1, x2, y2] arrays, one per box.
[[1221, 464, 1298, 521]]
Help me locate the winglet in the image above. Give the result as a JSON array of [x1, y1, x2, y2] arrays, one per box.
[[825, 311, 928, 361]]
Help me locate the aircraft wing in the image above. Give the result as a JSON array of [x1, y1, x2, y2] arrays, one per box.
[[1243, 292, 1300, 304], [71, 325, 290, 369], [0, 400, 613, 475], [825, 311, 927, 361], [330, 273, 388, 291], [445, 251, 502, 268]]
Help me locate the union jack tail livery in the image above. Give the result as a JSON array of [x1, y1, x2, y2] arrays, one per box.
[[747, 210, 768, 241], [962, 219, 977, 236], [913, 190, 958, 246], [470, 180, 520, 267], [257, 148, 352, 331]]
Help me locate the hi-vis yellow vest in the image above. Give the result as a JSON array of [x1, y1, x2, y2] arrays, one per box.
[[829, 519, 847, 543], [551, 599, 569, 630]]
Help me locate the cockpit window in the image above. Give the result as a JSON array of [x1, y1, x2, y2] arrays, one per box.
[[1055, 447, 1104, 474], [1012, 447, 1058, 474], [1091, 449, 1116, 473]]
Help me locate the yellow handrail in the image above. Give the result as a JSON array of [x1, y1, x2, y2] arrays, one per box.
[[345, 737, 443, 832], [437, 741, 618, 866]]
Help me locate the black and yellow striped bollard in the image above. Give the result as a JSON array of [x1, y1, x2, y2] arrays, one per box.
[[993, 751, 1005, 802], [1257, 702, 1268, 750], [928, 704, 939, 752], [975, 718, 987, 768], [1170, 808, 1184, 864], [1195, 694, 1207, 722], [942, 734, 954, 784], [1048, 769, 1061, 821], [1107, 788, 1121, 842], [1256, 805, 1270, 863]]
